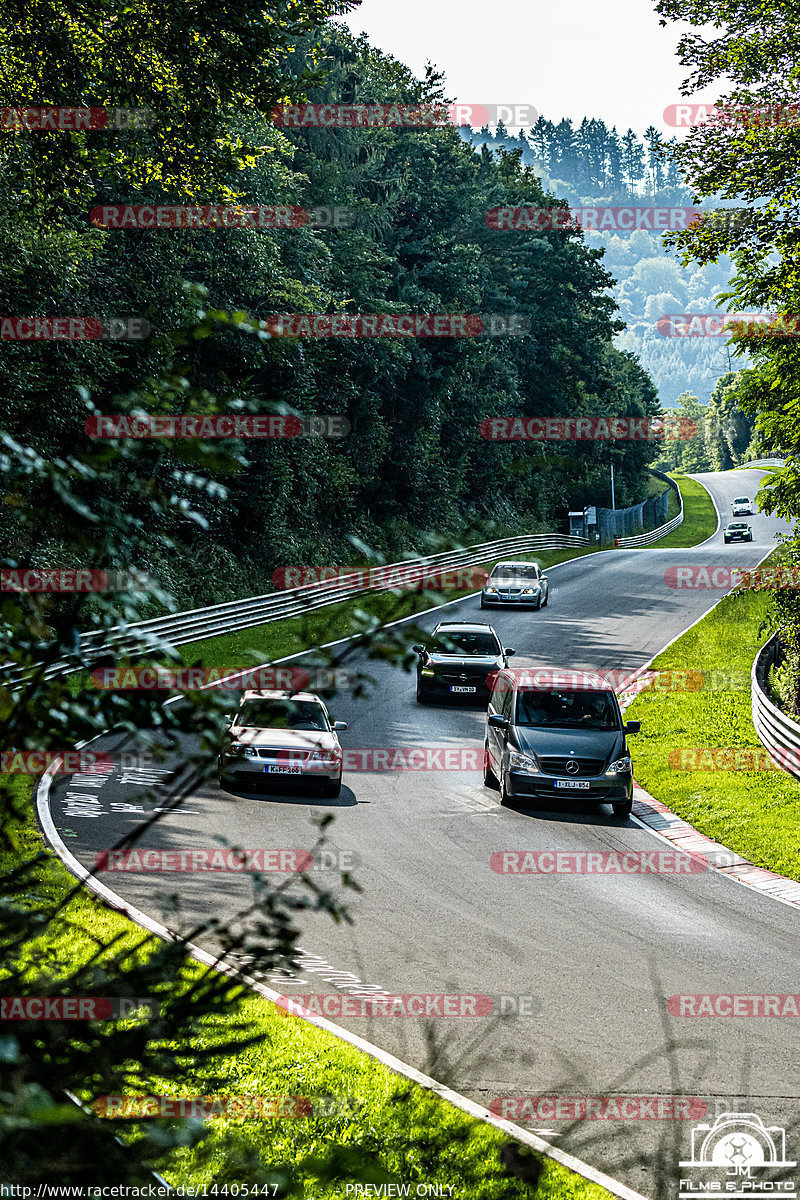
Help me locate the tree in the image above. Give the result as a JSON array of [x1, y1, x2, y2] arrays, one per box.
[[621, 129, 645, 193]]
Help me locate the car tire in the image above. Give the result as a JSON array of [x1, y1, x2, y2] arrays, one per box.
[[480, 597, 487, 609], [724, 537, 730, 544], [542, 588, 548, 607], [483, 745, 499, 790], [612, 799, 633, 818], [535, 595, 542, 610], [499, 769, 513, 807], [416, 679, 429, 704], [322, 777, 342, 799]]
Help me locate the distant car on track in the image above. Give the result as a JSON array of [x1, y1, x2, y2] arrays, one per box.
[[219, 690, 347, 797], [413, 621, 515, 704], [483, 669, 639, 818], [723, 521, 753, 544], [481, 561, 549, 609], [731, 496, 752, 516]]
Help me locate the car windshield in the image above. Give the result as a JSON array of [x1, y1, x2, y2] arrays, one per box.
[[728, 523, 748, 530], [515, 689, 619, 730], [235, 699, 329, 731], [491, 564, 539, 580], [432, 631, 500, 656], [734, 498, 749, 504]]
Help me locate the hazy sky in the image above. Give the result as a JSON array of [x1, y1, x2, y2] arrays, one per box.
[[341, 0, 719, 137]]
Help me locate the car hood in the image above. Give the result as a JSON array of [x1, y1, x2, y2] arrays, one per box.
[[230, 727, 337, 751], [511, 726, 624, 763], [486, 576, 540, 589]]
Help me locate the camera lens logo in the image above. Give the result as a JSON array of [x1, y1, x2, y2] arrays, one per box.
[[679, 1112, 796, 1199]]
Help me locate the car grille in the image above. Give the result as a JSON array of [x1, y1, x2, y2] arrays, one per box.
[[438, 670, 492, 684], [252, 747, 311, 762], [538, 756, 605, 777]]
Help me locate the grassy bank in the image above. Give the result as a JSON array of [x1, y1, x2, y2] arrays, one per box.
[[5, 776, 613, 1198], [637, 475, 717, 550], [625, 579, 800, 882]]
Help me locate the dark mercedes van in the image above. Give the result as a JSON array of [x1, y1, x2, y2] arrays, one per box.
[[484, 668, 640, 818]]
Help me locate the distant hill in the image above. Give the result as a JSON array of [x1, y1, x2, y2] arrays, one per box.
[[460, 118, 747, 407]]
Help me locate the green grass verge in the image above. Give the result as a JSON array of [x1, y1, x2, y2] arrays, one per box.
[[4, 777, 613, 1197], [625, 577, 800, 882], [641, 476, 717, 550]]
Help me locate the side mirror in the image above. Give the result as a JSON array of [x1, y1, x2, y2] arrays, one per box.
[[333, 721, 348, 731], [412, 644, 424, 654], [504, 648, 516, 656], [488, 713, 507, 729], [624, 720, 641, 733]]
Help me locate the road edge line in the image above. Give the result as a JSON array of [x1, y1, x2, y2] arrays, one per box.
[[34, 766, 648, 1200]]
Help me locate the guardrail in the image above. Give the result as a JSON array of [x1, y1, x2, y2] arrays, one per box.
[[6, 532, 591, 683], [5, 474, 701, 682], [737, 457, 786, 469], [614, 472, 684, 548], [751, 634, 800, 780]]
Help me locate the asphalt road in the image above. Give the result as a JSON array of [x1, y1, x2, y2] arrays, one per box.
[[46, 470, 800, 1199]]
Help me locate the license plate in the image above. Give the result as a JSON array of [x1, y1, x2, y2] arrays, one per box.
[[555, 779, 590, 790], [450, 685, 476, 693], [266, 765, 303, 774]]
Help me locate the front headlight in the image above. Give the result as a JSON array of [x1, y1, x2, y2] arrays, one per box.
[[508, 750, 539, 774], [232, 742, 259, 757], [421, 668, 436, 677], [605, 756, 632, 776], [484, 587, 498, 594], [521, 586, 539, 595], [309, 749, 341, 767]]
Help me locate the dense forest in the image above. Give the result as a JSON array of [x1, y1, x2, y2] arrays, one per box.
[[0, 23, 662, 609]]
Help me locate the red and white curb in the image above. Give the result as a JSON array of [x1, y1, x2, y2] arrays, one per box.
[[632, 787, 800, 909]]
